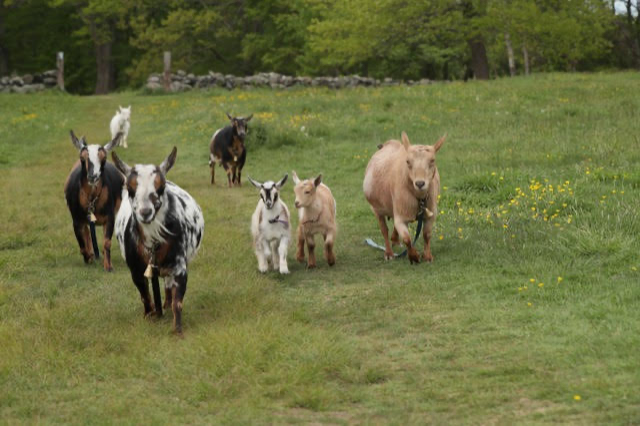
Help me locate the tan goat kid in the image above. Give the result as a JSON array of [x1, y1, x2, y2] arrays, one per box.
[[363, 131, 445, 264], [292, 172, 337, 268]]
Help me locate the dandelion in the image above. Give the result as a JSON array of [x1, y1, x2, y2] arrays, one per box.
[[529, 278, 535, 283], [527, 302, 533, 307], [557, 276, 563, 283], [538, 283, 544, 288], [632, 266, 638, 271], [439, 235, 444, 240], [574, 395, 581, 401]]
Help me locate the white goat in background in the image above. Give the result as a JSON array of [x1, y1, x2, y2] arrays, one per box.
[[249, 174, 290, 274], [110, 105, 131, 148]]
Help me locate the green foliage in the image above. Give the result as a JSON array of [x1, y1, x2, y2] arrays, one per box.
[[0, 0, 630, 92]]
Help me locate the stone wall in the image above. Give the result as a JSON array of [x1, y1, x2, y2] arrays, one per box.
[[146, 70, 433, 91], [0, 70, 59, 93]]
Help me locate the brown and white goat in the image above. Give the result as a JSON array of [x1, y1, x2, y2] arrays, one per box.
[[363, 131, 445, 264], [64, 130, 123, 271], [292, 172, 337, 268]]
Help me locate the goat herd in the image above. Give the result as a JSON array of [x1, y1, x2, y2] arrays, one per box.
[[64, 107, 446, 334]]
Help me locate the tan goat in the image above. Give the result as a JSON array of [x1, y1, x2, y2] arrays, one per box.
[[292, 171, 337, 268], [363, 131, 445, 264]]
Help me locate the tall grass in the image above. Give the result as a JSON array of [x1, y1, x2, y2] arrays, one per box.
[[1, 72, 639, 423]]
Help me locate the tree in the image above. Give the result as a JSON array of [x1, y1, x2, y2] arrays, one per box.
[[50, 0, 131, 94]]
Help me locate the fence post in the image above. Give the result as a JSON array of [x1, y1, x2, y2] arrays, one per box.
[[163, 51, 171, 91], [56, 51, 64, 91]]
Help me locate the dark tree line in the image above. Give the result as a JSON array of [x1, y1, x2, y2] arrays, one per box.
[[0, 0, 637, 94]]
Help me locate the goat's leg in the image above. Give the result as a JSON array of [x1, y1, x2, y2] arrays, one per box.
[[255, 239, 269, 273], [422, 217, 435, 262], [296, 225, 306, 263], [172, 272, 188, 335], [236, 167, 242, 187], [394, 218, 419, 264], [323, 231, 336, 266], [278, 237, 290, 274], [164, 277, 173, 309], [102, 218, 115, 272], [73, 221, 92, 264], [222, 163, 233, 188], [375, 213, 394, 260], [231, 164, 238, 186], [131, 271, 154, 317], [270, 240, 279, 269], [306, 234, 316, 269]]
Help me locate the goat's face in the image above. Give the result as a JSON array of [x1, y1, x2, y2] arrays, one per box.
[[402, 132, 445, 196], [119, 105, 131, 121], [226, 112, 253, 140], [292, 171, 322, 209], [248, 174, 288, 210], [70, 130, 121, 186], [112, 147, 177, 224]]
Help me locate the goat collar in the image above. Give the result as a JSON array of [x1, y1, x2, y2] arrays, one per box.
[[268, 214, 289, 229]]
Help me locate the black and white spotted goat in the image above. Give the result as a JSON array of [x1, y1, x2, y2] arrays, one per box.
[[249, 174, 291, 274], [113, 147, 204, 334], [64, 130, 123, 271]]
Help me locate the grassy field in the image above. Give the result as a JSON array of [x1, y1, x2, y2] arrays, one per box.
[[1, 72, 639, 424]]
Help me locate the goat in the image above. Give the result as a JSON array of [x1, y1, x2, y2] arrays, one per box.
[[64, 130, 123, 271], [209, 112, 252, 187], [292, 171, 337, 268], [110, 105, 131, 148], [249, 174, 290, 274], [113, 147, 204, 334], [363, 131, 445, 264]]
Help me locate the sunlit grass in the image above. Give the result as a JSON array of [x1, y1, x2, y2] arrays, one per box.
[[1, 72, 639, 423]]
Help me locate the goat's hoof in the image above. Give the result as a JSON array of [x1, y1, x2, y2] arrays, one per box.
[[422, 253, 433, 263], [408, 250, 420, 264], [296, 255, 305, 263], [307, 263, 316, 269], [279, 268, 290, 275], [383, 252, 394, 261], [258, 267, 268, 273], [327, 258, 336, 267], [103, 265, 113, 272]]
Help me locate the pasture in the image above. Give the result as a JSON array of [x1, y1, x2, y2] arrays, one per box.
[[1, 72, 639, 423]]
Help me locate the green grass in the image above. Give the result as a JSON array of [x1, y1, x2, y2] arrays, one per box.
[[1, 72, 640, 424]]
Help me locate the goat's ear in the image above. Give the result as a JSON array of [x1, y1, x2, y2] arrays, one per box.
[[104, 132, 122, 152], [112, 151, 131, 176], [401, 131, 411, 151], [433, 133, 446, 153], [292, 171, 300, 184], [128, 105, 131, 110], [226, 112, 233, 121], [70, 130, 85, 151], [159, 146, 177, 175], [246, 114, 253, 122], [118, 105, 123, 111], [313, 174, 323, 187], [276, 173, 288, 189], [247, 176, 262, 189]]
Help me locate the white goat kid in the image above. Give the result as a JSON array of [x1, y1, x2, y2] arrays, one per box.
[[249, 174, 290, 274], [110, 105, 131, 148]]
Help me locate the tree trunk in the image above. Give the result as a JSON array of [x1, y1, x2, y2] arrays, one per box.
[[522, 44, 530, 75], [468, 38, 490, 80], [95, 41, 114, 94], [504, 32, 516, 76]]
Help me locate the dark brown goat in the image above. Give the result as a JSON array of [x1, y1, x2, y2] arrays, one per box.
[[209, 113, 252, 187]]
